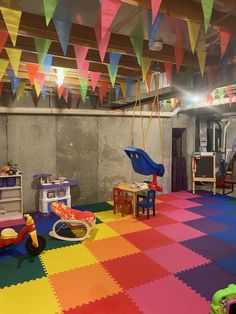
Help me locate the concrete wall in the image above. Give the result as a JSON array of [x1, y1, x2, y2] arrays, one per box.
[[0, 111, 196, 211]]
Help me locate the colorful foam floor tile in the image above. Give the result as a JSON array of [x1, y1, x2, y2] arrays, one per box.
[[107, 217, 151, 235], [95, 209, 130, 223], [83, 223, 119, 241]]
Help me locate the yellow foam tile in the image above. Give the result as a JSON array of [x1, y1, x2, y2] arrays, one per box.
[[96, 210, 130, 223], [106, 200, 114, 205], [84, 223, 119, 242], [0, 277, 61, 314], [40, 244, 98, 275]]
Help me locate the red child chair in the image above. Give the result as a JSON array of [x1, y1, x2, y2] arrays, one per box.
[[113, 187, 133, 216]]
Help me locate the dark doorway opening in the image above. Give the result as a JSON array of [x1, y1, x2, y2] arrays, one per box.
[[172, 128, 188, 192]]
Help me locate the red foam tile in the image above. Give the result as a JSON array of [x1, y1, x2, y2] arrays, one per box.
[[64, 292, 142, 314], [156, 202, 180, 212], [143, 213, 178, 228], [162, 209, 203, 222], [171, 191, 200, 199], [124, 229, 175, 251], [156, 194, 181, 202], [128, 276, 210, 314], [145, 243, 210, 273], [102, 252, 170, 289], [166, 199, 201, 209]]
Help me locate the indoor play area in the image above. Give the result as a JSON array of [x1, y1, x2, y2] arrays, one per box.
[[1, 0, 236, 313]]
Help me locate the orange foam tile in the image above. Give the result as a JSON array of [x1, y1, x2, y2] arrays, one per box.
[[107, 217, 151, 235]]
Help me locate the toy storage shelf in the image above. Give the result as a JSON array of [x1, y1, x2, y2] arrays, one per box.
[[0, 175, 23, 222]]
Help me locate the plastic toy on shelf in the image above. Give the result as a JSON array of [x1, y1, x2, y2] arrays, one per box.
[[0, 214, 46, 255], [33, 174, 79, 214]]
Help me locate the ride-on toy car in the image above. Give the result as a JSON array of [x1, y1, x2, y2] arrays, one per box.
[[0, 214, 46, 255]]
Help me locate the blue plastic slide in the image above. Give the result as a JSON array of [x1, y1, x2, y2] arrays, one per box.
[[124, 147, 165, 177]]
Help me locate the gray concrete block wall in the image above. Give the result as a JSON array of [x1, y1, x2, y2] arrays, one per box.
[[0, 115, 7, 166], [7, 115, 57, 212], [56, 116, 98, 205]]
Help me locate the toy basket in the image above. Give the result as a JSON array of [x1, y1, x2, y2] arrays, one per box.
[[0, 178, 5, 187], [5, 177, 16, 187]]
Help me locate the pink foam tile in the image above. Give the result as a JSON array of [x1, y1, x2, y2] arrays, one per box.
[[155, 223, 206, 242], [171, 191, 200, 199], [145, 243, 210, 274], [156, 194, 181, 202], [0, 218, 24, 228], [128, 276, 210, 314], [162, 209, 204, 222], [166, 199, 201, 209]]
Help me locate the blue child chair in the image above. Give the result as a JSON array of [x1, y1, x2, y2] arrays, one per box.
[[136, 189, 156, 219]]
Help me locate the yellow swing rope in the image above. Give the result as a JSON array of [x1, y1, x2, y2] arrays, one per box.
[[127, 86, 139, 147]]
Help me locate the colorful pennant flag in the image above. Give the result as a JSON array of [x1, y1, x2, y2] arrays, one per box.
[[151, 0, 163, 25], [79, 77, 89, 103], [99, 80, 109, 104], [201, 0, 214, 34], [220, 29, 231, 59], [109, 52, 121, 76], [0, 7, 21, 46], [125, 77, 133, 97], [164, 62, 173, 83], [145, 71, 153, 93], [95, 13, 111, 63], [0, 29, 8, 54], [101, 0, 121, 39], [26, 64, 39, 86], [34, 37, 51, 65], [130, 21, 144, 66], [34, 80, 41, 98], [90, 71, 101, 92], [226, 86, 234, 107], [107, 64, 118, 88], [218, 87, 224, 100], [187, 20, 201, 54], [36, 72, 45, 91], [72, 93, 80, 107], [0, 59, 9, 80], [58, 85, 64, 98], [56, 67, 67, 87], [207, 67, 216, 89], [41, 86, 47, 100], [142, 57, 152, 82], [42, 54, 53, 80], [115, 85, 120, 100], [148, 10, 164, 48], [74, 45, 89, 70], [7, 68, 20, 94], [120, 81, 126, 98], [79, 60, 90, 81], [16, 81, 25, 101], [0, 81, 3, 96], [43, 0, 59, 26], [53, 18, 72, 55], [62, 88, 69, 103], [5, 48, 21, 76], [196, 40, 207, 76]]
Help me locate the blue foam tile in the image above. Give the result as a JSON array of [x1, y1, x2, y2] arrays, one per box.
[[203, 201, 236, 212], [212, 228, 236, 248], [216, 255, 236, 275], [209, 214, 236, 227]]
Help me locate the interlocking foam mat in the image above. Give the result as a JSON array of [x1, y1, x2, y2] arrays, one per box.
[[1, 192, 236, 314]]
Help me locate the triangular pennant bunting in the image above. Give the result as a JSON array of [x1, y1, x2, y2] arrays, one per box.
[[0, 59, 9, 80], [95, 14, 111, 62], [99, 80, 108, 104], [43, 0, 59, 26], [101, 0, 121, 39], [145, 71, 153, 93], [16, 81, 25, 101], [34, 80, 41, 98], [120, 82, 126, 98], [90, 71, 101, 92], [36, 72, 45, 91], [151, 0, 163, 24], [107, 64, 118, 88], [109, 52, 121, 76], [197, 40, 207, 76], [7, 68, 20, 94], [79, 60, 90, 81], [53, 18, 72, 55], [0, 29, 8, 53], [41, 86, 47, 100], [130, 21, 144, 66], [79, 77, 89, 103], [226, 86, 234, 107], [0, 7, 21, 46], [201, 0, 214, 34], [34, 37, 51, 65], [142, 57, 152, 82], [148, 10, 164, 48], [125, 77, 133, 97], [164, 62, 173, 83], [187, 20, 201, 54], [220, 29, 231, 59], [207, 67, 216, 89], [72, 93, 80, 107], [43, 54, 53, 80], [62, 88, 69, 103], [26, 64, 39, 86], [56, 67, 67, 87], [115, 85, 120, 100], [74, 45, 89, 70], [58, 85, 64, 98], [6, 47, 21, 76], [218, 87, 224, 99]]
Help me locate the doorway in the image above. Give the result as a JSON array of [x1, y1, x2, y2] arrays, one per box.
[[172, 128, 188, 192]]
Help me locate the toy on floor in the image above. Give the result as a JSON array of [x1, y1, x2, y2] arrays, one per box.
[[0, 214, 46, 255], [49, 202, 96, 241], [210, 284, 236, 314], [124, 147, 165, 191]]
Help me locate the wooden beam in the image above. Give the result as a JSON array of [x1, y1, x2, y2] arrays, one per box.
[[0, 11, 200, 67]]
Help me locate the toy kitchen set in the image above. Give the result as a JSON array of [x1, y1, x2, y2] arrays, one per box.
[[34, 174, 78, 214]]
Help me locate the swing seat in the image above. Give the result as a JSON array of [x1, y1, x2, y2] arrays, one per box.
[[124, 147, 165, 191], [49, 202, 96, 242]]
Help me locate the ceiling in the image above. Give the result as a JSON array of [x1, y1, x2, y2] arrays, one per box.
[[0, 0, 236, 107]]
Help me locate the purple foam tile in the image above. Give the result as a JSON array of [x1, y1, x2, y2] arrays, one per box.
[[185, 218, 230, 234], [181, 235, 236, 260], [177, 263, 236, 301], [187, 206, 224, 217]]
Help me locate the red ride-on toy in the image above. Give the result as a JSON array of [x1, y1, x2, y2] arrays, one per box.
[[0, 214, 46, 255]]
